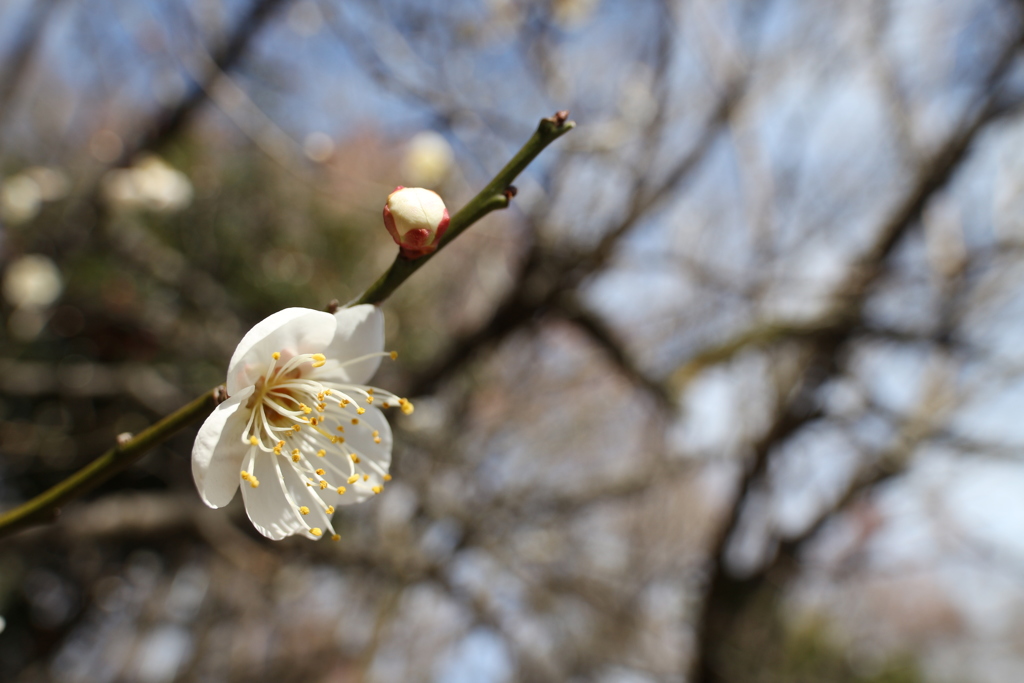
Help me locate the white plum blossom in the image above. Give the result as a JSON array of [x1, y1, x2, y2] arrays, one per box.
[[192, 305, 412, 541]]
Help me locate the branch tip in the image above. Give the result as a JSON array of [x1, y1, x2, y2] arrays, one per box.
[[326, 299, 341, 314], [505, 185, 518, 200], [213, 385, 229, 405]]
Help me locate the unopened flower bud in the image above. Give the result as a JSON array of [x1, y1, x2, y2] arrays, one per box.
[[383, 186, 450, 259]]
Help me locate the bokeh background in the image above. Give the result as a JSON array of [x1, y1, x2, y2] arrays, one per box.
[[2, 1, 1024, 681]]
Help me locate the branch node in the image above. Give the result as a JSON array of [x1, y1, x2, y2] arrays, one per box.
[[547, 110, 570, 126], [505, 185, 518, 200], [116, 432, 133, 447]]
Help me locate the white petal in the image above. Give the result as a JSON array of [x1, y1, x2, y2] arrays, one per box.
[[280, 459, 334, 538], [319, 305, 385, 385], [226, 308, 336, 395], [240, 449, 307, 540], [335, 405, 392, 506], [191, 386, 255, 508]]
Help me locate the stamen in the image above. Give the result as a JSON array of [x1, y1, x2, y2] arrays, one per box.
[[351, 418, 359, 425], [357, 407, 366, 415], [249, 436, 259, 445], [299, 506, 310, 515], [325, 506, 335, 514], [331, 534, 341, 541], [319, 480, 328, 490], [372, 486, 383, 494], [390, 351, 398, 360], [336, 486, 346, 494], [272, 352, 280, 360], [383, 474, 392, 481], [347, 475, 360, 484], [310, 528, 323, 537], [350, 453, 361, 463], [317, 449, 326, 457], [316, 469, 325, 476]]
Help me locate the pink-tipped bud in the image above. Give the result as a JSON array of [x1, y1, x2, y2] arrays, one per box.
[[383, 186, 450, 259]]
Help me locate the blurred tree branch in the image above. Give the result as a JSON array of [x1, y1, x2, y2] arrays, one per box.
[[688, 23, 1024, 682]]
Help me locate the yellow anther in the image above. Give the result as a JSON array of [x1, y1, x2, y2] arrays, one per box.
[[310, 528, 323, 537], [383, 474, 392, 482], [390, 351, 398, 360], [277, 440, 285, 448], [249, 436, 259, 445], [382, 402, 390, 408], [240, 471, 250, 480], [357, 407, 366, 414], [331, 534, 341, 542], [319, 480, 328, 490], [292, 448, 300, 456], [351, 418, 359, 425], [299, 506, 310, 515], [309, 417, 319, 426], [315, 468, 325, 476], [367, 388, 374, 394], [339, 399, 349, 407], [350, 453, 361, 463], [362, 474, 369, 482], [372, 486, 383, 494], [311, 353, 326, 368], [249, 477, 260, 488], [336, 425, 345, 433], [372, 430, 379, 437], [325, 506, 335, 514], [347, 475, 359, 484], [293, 425, 302, 431], [317, 449, 326, 458], [374, 436, 381, 444], [324, 390, 332, 396], [272, 352, 280, 360], [336, 486, 346, 494], [300, 403, 312, 414], [292, 453, 301, 463], [400, 399, 414, 415], [366, 396, 374, 404]]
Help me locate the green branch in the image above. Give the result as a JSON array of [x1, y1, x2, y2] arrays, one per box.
[[0, 111, 575, 540], [352, 111, 576, 306], [0, 388, 220, 539]]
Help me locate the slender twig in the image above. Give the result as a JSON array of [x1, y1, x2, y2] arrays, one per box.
[[0, 112, 575, 540], [0, 389, 220, 538], [352, 111, 576, 306]]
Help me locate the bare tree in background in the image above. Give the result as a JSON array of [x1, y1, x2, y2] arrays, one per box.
[[3, 1, 1024, 682]]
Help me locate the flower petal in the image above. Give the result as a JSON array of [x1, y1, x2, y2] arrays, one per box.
[[226, 308, 337, 395], [280, 459, 334, 538], [334, 404, 392, 506], [240, 449, 307, 540], [191, 385, 255, 508], [319, 305, 385, 385]]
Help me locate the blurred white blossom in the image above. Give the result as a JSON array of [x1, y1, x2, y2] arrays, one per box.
[[1, 174, 43, 224], [401, 131, 454, 188], [102, 156, 193, 213], [3, 254, 62, 309]]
